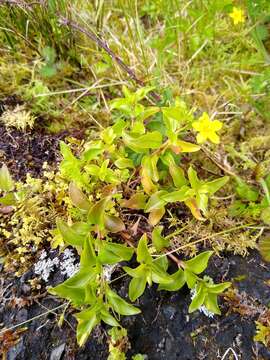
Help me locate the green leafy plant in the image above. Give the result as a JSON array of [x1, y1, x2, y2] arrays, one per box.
[[0, 164, 17, 208], [229, 175, 270, 225], [48, 87, 231, 346]]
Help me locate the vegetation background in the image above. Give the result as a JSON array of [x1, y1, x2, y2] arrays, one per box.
[[0, 0, 270, 359]]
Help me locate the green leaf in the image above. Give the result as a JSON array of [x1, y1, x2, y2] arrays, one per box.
[[158, 269, 185, 291], [161, 186, 193, 203], [85, 283, 98, 304], [169, 163, 188, 188], [162, 106, 185, 136], [57, 219, 86, 246], [88, 197, 110, 227], [152, 226, 169, 251], [40, 64, 56, 78], [154, 256, 169, 272], [129, 276, 147, 301], [107, 289, 141, 315], [235, 178, 259, 201], [145, 191, 168, 212], [184, 269, 197, 289], [49, 283, 85, 306], [137, 234, 152, 264], [171, 140, 200, 154], [135, 86, 155, 101], [63, 267, 96, 288], [121, 193, 147, 210], [104, 214, 126, 233], [112, 119, 126, 135], [101, 127, 116, 145], [161, 151, 188, 188], [100, 309, 120, 327], [80, 236, 96, 267], [98, 242, 134, 264], [189, 285, 206, 313], [196, 193, 208, 214], [75, 307, 99, 346], [184, 251, 213, 274], [60, 142, 82, 184], [205, 176, 229, 195], [132, 120, 145, 134], [115, 158, 134, 169], [132, 354, 147, 360], [123, 264, 146, 278], [41, 46, 56, 64], [185, 198, 204, 221], [0, 164, 14, 192], [188, 167, 201, 190], [136, 107, 160, 122], [204, 293, 220, 315], [141, 155, 159, 183], [151, 264, 173, 284], [69, 182, 91, 211], [122, 131, 162, 152], [148, 206, 165, 226], [208, 282, 231, 294], [82, 147, 103, 161]]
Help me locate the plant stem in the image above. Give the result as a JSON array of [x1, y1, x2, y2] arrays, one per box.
[[156, 223, 255, 259], [0, 303, 68, 336], [59, 17, 161, 102]]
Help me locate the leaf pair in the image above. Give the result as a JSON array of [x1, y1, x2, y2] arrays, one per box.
[[159, 251, 213, 292], [124, 234, 172, 301], [75, 289, 140, 347], [189, 279, 231, 314]]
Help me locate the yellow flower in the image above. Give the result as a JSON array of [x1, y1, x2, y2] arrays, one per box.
[[229, 7, 245, 25], [192, 113, 223, 144]]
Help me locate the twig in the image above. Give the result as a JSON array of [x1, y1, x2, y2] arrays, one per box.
[[0, 303, 68, 336], [201, 145, 237, 177], [154, 223, 255, 259], [0, 0, 33, 9], [58, 17, 161, 102]]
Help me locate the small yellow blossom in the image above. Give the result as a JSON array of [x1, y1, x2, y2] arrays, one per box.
[[192, 113, 223, 144], [229, 7, 245, 25]]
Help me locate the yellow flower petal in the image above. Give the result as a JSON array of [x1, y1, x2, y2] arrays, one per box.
[[193, 112, 222, 144], [209, 132, 220, 144], [212, 120, 223, 131], [196, 133, 206, 144], [192, 121, 201, 131], [199, 112, 209, 122], [229, 7, 245, 25]]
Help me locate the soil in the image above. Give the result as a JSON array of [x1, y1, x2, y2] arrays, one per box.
[[1, 124, 270, 360]]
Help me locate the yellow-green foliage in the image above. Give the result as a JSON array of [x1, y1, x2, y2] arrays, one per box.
[[254, 321, 270, 347], [0, 105, 35, 130], [0, 169, 71, 275]]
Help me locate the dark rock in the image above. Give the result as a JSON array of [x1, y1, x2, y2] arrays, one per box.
[[15, 309, 28, 323], [21, 284, 31, 295], [50, 343, 65, 360], [162, 305, 176, 320]]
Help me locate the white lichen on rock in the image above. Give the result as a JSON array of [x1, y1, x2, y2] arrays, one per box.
[[60, 248, 79, 278], [103, 264, 118, 281], [34, 248, 79, 282], [34, 250, 59, 282]]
